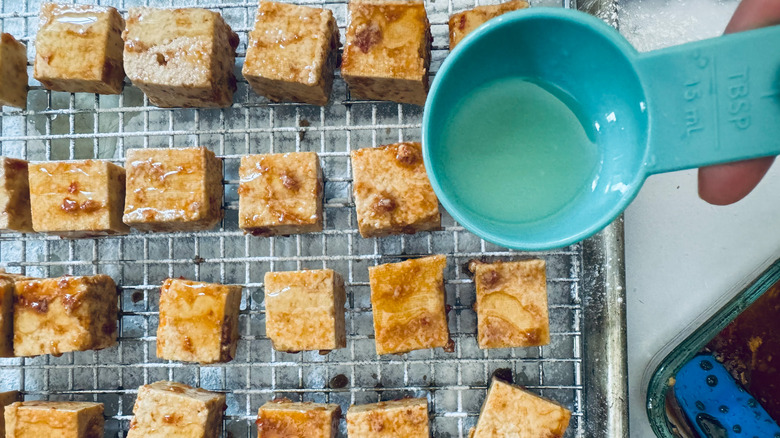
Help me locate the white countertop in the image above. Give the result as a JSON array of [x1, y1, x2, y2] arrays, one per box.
[[619, 0, 780, 435]]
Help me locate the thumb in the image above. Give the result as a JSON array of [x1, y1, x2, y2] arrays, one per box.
[[698, 0, 780, 205]]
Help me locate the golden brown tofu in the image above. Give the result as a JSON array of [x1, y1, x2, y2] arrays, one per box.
[[4, 401, 104, 437], [342, 0, 431, 105], [257, 399, 341, 438], [0, 391, 21, 437], [243, 1, 340, 106], [127, 381, 226, 438], [28, 159, 128, 237], [13, 275, 118, 357], [351, 142, 439, 238], [156, 278, 242, 364], [346, 398, 430, 437], [238, 152, 323, 236], [448, 0, 529, 48], [123, 7, 238, 108], [0, 280, 14, 357], [123, 147, 223, 232], [0, 157, 33, 233], [472, 379, 571, 437], [34, 3, 125, 94], [0, 34, 28, 108], [264, 269, 346, 352], [369, 255, 449, 355], [469, 259, 550, 349]]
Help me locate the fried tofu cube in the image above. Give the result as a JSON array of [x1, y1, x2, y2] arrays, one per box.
[[342, 0, 431, 105], [28, 159, 129, 237], [346, 398, 430, 437], [13, 275, 118, 357], [448, 0, 529, 48], [0, 157, 33, 233], [0, 279, 14, 357], [351, 142, 439, 238], [238, 152, 323, 236], [4, 401, 104, 437], [243, 1, 340, 106], [123, 7, 239, 108], [34, 3, 125, 94], [127, 381, 226, 438], [0, 34, 28, 108], [156, 278, 242, 364], [369, 255, 449, 355], [264, 269, 346, 352], [472, 378, 571, 437], [257, 399, 341, 437], [469, 259, 550, 349], [0, 391, 20, 437], [123, 147, 223, 232]]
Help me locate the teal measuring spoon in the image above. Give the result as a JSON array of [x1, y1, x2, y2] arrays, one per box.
[[423, 7, 780, 251]]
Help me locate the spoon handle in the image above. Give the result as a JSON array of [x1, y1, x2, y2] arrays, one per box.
[[636, 25, 780, 175]]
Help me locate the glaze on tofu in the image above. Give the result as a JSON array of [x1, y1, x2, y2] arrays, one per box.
[[0, 33, 28, 108], [13, 275, 118, 357], [368, 255, 450, 355], [342, 0, 431, 105], [257, 399, 341, 438], [34, 3, 125, 94], [127, 381, 226, 438], [28, 159, 129, 237], [123, 147, 223, 232], [264, 269, 347, 352], [4, 401, 104, 438], [448, 0, 529, 48], [351, 142, 440, 238], [472, 378, 571, 437], [346, 398, 430, 437], [0, 157, 32, 232], [469, 259, 550, 349], [244, 1, 340, 106], [156, 278, 242, 364], [238, 152, 323, 236]]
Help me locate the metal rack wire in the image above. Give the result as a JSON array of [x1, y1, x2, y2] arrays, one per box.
[[0, 0, 597, 436]]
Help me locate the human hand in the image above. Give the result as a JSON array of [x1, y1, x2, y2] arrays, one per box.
[[698, 0, 780, 205]]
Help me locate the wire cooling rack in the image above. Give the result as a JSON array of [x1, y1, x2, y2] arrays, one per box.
[[0, 0, 627, 436]]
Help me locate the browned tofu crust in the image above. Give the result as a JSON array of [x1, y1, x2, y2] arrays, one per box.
[[28, 159, 129, 237], [123, 147, 223, 232], [264, 269, 347, 352], [0, 391, 21, 438], [448, 0, 529, 48], [351, 142, 440, 238], [469, 259, 550, 349], [123, 7, 238, 108], [0, 157, 32, 232], [244, 1, 340, 106], [257, 399, 341, 438], [472, 379, 571, 437], [156, 278, 242, 364], [13, 275, 118, 357], [4, 401, 104, 437], [342, 0, 431, 105], [128, 381, 226, 437], [0, 280, 13, 358], [0, 34, 28, 108], [369, 255, 449, 355], [34, 3, 125, 94], [346, 398, 430, 437], [238, 152, 323, 236]]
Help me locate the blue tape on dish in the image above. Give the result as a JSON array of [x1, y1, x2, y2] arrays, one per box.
[[674, 353, 780, 437]]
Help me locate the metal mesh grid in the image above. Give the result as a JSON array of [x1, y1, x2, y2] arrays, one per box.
[[0, 0, 587, 436]]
